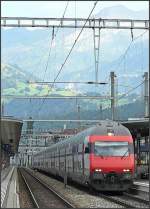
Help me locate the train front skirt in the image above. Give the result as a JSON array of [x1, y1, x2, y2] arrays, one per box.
[[90, 171, 133, 191]]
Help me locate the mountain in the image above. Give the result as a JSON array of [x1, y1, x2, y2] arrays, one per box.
[[1, 63, 81, 99], [4, 97, 145, 130], [2, 63, 145, 122], [2, 27, 148, 93], [2, 5, 148, 121], [2, 5, 148, 84], [95, 5, 148, 19]]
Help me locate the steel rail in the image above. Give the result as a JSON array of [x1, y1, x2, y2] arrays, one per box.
[[124, 192, 149, 205], [1, 17, 149, 29], [128, 186, 149, 201], [97, 191, 149, 208], [19, 168, 40, 208], [80, 183, 149, 208], [130, 187, 149, 194], [98, 193, 135, 208], [22, 168, 75, 208]]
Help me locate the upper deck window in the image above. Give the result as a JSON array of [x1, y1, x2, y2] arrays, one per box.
[[94, 141, 129, 157]]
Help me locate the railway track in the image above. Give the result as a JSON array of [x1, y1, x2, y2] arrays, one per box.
[[124, 192, 149, 205], [69, 178, 149, 208], [97, 192, 149, 208], [23, 168, 149, 208], [67, 176, 149, 208], [129, 182, 149, 200], [19, 168, 75, 208]]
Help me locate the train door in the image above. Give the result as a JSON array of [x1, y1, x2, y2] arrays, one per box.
[[78, 143, 83, 175], [84, 136, 90, 177], [72, 144, 76, 173], [56, 147, 59, 171], [74, 144, 78, 173], [65, 144, 69, 173], [60, 146, 65, 174], [69, 143, 73, 174], [65, 146, 66, 173], [82, 143, 84, 175], [59, 148, 60, 171]]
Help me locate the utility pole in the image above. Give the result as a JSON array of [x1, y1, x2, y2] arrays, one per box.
[[93, 28, 101, 84], [110, 72, 117, 121], [99, 104, 103, 120], [1, 101, 4, 116], [77, 104, 81, 129], [143, 72, 149, 118]]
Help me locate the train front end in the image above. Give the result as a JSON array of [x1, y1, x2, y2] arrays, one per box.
[[89, 129, 135, 191]]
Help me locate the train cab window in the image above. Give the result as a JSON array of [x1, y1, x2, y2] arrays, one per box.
[[84, 137, 90, 154], [94, 141, 129, 157], [85, 146, 89, 153], [128, 143, 134, 154], [84, 143, 91, 154]]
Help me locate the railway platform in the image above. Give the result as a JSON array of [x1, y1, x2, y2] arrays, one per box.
[[1, 166, 20, 208], [129, 180, 149, 200], [133, 180, 149, 193], [134, 180, 149, 186], [1, 166, 149, 208], [133, 180, 149, 191]]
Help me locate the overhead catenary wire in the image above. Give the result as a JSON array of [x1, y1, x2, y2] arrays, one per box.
[[109, 30, 148, 118], [140, 35, 144, 72], [28, 64, 96, 84], [117, 79, 144, 121], [42, 1, 70, 83], [38, 1, 99, 113], [34, 1, 70, 115], [116, 30, 148, 101], [102, 30, 147, 86], [111, 30, 148, 72], [116, 80, 145, 120], [118, 81, 144, 101], [28, 2, 70, 118], [42, 27, 55, 82], [54, 1, 70, 36], [51, 1, 98, 86]]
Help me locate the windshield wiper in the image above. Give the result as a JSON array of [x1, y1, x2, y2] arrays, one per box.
[[99, 154, 104, 158], [95, 153, 104, 158], [121, 149, 129, 159]]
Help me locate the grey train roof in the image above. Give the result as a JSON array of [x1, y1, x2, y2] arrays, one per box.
[[34, 121, 131, 156], [86, 120, 131, 136]]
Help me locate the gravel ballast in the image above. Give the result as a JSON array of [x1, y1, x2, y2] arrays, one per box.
[[26, 168, 124, 208], [17, 168, 35, 208]]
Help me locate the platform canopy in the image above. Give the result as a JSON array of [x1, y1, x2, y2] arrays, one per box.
[[121, 119, 149, 137], [1, 116, 23, 155]]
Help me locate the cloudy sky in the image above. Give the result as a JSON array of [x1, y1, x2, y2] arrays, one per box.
[[2, 1, 149, 18]]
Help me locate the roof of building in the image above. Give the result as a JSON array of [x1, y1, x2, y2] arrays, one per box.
[[121, 118, 149, 137], [1, 116, 23, 155]]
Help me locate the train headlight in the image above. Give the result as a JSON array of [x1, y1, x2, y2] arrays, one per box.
[[95, 168, 102, 172], [122, 171, 132, 179], [108, 132, 114, 136], [123, 169, 130, 172]]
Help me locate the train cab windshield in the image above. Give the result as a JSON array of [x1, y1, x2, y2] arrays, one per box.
[[94, 141, 129, 157]]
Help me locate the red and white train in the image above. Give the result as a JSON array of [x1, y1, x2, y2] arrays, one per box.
[[32, 121, 135, 191]]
